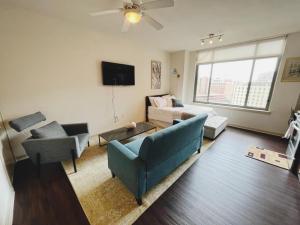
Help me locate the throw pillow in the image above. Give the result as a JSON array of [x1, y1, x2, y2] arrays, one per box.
[[31, 121, 68, 139], [172, 98, 184, 107]]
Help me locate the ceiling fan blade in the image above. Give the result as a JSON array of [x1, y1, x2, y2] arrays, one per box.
[[141, 0, 174, 10], [122, 19, 131, 32], [143, 13, 163, 30], [89, 8, 122, 16]]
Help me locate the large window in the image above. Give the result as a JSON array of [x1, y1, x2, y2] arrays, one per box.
[[194, 38, 285, 110]]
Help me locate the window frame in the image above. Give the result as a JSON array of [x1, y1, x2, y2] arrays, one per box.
[[193, 55, 281, 111]]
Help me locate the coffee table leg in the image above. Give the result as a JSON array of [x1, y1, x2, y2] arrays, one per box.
[[99, 136, 107, 147]]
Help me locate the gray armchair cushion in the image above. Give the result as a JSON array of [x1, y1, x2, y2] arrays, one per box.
[[22, 136, 80, 164], [9, 112, 46, 132], [31, 121, 68, 139]]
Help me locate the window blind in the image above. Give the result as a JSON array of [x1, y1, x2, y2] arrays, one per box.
[[197, 37, 286, 63]]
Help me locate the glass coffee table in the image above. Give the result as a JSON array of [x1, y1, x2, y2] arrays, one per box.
[[98, 122, 157, 146]]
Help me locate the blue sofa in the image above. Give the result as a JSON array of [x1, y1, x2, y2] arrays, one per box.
[[107, 113, 208, 205]]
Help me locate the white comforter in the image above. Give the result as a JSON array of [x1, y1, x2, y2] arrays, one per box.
[[148, 104, 217, 123]]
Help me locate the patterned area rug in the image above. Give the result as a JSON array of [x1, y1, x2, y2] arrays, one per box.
[[246, 146, 290, 169], [62, 136, 214, 225]]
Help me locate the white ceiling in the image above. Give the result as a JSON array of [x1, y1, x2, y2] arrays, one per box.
[[1, 0, 300, 52]]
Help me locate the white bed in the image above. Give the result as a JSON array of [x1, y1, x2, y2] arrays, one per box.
[[146, 95, 227, 139], [148, 104, 217, 124]]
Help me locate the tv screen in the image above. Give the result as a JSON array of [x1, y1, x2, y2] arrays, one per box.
[[102, 61, 135, 85]]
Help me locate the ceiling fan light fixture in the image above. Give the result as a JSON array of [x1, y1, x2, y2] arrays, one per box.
[[89, 0, 175, 31], [125, 9, 142, 24]]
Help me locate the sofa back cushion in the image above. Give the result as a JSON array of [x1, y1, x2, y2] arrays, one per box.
[[139, 113, 207, 169], [31, 121, 68, 139]]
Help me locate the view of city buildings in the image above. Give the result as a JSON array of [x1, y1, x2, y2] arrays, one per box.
[[195, 62, 275, 109]]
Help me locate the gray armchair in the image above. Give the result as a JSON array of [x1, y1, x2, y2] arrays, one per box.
[[22, 121, 89, 175]]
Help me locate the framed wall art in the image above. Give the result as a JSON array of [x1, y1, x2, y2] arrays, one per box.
[[151, 60, 161, 89], [282, 57, 300, 82]]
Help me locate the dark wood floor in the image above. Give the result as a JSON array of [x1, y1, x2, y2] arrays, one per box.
[[13, 159, 90, 225], [134, 128, 300, 225], [13, 127, 300, 225]]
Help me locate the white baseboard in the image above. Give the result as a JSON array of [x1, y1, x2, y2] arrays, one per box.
[[228, 124, 284, 137]]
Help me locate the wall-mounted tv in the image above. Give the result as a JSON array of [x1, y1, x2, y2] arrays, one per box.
[[102, 61, 135, 86]]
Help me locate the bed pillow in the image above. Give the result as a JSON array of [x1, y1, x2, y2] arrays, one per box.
[[172, 98, 184, 107], [149, 97, 160, 107], [153, 97, 168, 108], [149, 97, 157, 107], [162, 95, 174, 107]]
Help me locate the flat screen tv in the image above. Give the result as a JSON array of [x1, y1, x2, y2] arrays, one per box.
[[102, 61, 135, 85]]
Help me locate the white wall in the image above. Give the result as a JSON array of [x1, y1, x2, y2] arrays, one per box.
[[172, 32, 300, 136], [170, 51, 185, 98], [170, 50, 191, 101], [0, 117, 15, 225], [0, 6, 170, 159]]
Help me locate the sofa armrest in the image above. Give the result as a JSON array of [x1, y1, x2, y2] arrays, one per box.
[[62, 123, 89, 136], [107, 140, 146, 198], [108, 140, 138, 161], [22, 136, 80, 164], [173, 119, 183, 125]]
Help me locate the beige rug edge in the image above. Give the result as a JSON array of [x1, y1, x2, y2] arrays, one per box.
[[62, 139, 214, 225]]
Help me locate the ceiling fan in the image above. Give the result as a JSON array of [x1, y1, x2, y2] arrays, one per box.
[[89, 0, 174, 32]]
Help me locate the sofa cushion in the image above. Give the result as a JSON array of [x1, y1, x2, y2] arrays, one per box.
[[31, 121, 68, 139], [125, 138, 145, 155], [76, 133, 90, 152]]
